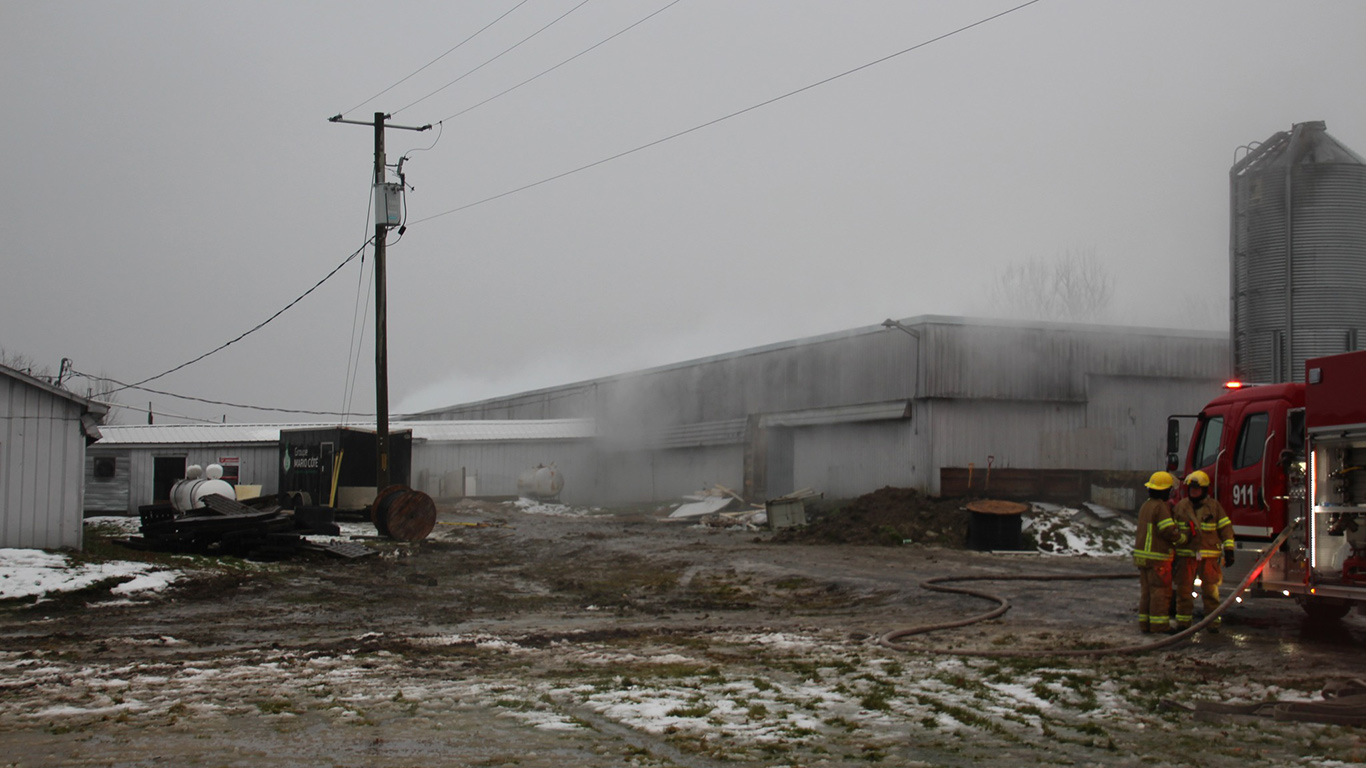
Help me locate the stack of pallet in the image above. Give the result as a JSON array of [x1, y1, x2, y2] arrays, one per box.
[[124, 495, 371, 561]]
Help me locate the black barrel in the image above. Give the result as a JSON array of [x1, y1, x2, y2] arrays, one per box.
[[967, 500, 1028, 551]]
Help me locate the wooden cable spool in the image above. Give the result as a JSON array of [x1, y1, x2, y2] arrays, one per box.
[[371, 485, 436, 542], [371, 485, 407, 538]]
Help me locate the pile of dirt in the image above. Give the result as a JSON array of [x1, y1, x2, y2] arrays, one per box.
[[774, 487, 968, 546]]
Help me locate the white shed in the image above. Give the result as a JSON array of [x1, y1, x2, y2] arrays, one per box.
[[88, 419, 600, 513], [0, 364, 107, 549]]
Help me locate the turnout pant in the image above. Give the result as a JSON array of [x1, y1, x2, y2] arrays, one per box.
[[1138, 561, 1173, 633], [1174, 555, 1222, 628]]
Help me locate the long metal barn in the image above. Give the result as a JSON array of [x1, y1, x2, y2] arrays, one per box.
[[410, 315, 1230, 507]]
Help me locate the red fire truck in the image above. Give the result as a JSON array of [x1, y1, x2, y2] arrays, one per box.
[[1168, 349, 1366, 620]]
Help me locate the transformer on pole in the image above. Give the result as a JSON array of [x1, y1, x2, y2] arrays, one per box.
[[327, 112, 431, 492]]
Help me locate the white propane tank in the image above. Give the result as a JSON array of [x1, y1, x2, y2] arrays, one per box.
[[170, 463, 236, 512], [516, 464, 564, 501], [171, 465, 203, 512]]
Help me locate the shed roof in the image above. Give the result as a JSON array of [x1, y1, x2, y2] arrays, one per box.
[[94, 419, 596, 446], [0, 364, 110, 415]]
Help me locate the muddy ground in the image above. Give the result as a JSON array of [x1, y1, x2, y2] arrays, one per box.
[[2, 498, 1365, 767]]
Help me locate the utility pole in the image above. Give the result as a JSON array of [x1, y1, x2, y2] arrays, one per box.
[[328, 111, 430, 492]]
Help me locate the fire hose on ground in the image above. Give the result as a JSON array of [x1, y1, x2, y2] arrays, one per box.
[[876, 525, 1366, 725], [878, 525, 1294, 657]]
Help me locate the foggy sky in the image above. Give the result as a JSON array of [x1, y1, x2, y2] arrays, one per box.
[[3, 1, 1364, 424]]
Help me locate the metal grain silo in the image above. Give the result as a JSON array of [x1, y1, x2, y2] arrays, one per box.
[[1230, 121, 1366, 382]]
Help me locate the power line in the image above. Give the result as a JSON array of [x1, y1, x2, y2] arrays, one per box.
[[412, 0, 1043, 225], [393, 0, 593, 116], [340, 0, 534, 118], [72, 370, 376, 418], [92, 400, 223, 425], [343, 245, 375, 423], [438, 0, 686, 124], [398, 119, 445, 160], [104, 237, 374, 396], [341, 178, 376, 423]]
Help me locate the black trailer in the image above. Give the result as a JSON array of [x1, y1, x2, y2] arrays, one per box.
[[278, 426, 412, 510]]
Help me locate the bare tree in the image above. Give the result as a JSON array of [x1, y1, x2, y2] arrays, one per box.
[[1171, 291, 1227, 332], [988, 249, 1115, 323], [82, 373, 122, 425], [0, 346, 52, 379], [0, 347, 120, 424]]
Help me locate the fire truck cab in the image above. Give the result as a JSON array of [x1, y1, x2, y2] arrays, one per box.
[[1169, 349, 1366, 620]]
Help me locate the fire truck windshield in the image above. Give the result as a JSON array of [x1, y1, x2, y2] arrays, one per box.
[[1193, 416, 1224, 469]]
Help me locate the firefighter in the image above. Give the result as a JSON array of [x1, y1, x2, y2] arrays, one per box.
[[1170, 470, 1235, 631], [1134, 471, 1188, 633]]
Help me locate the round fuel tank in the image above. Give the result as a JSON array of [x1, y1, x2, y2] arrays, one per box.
[[516, 465, 564, 500]]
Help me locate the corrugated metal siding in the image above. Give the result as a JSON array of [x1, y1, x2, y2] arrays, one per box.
[[411, 440, 600, 505], [925, 376, 1224, 494], [643, 419, 747, 450], [119, 444, 278, 513], [98, 424, 285, 445], [923, 323, 1228, 401], [181, 445, 280, 496], [96, 419, 596, 446], [1233, 166, 1288, 382], [412, 419, 595, 442], [1289, 165, 1366, 378], [409, 317, 1230, 503], [1084, 375, 1224, 471], [419, 318, 1226, 431], [1232, 136, 1366, 383], [930, 400, 1086, 477], [581, 445, 743, 505], [792, 421, 920, 498], [643, 446, 745, 504], [1, 374, 86, 549], [422, 327, 918, 430], [85, 448, 131, 513]]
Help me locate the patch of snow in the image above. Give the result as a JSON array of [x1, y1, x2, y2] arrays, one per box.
[[110, 570, 181, 595], [718, 632, 819, 651], [0, 548, 179, 601], [505, 708, 583, 731], [512, 498, 589, 516], [985, 681, 1054, 710], [83, 516, 143, 534], [1023, 504, 1134, 557]]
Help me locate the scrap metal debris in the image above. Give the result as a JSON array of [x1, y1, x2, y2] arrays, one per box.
[[669, 484, 750, 519], [670, 485, 823, 530]]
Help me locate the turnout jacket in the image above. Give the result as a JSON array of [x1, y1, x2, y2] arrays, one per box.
[[1133, 498, 1186, 566], [1171, 496, 1234, 559]]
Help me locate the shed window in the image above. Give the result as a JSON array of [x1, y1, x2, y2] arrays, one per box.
[[94, 457, 116, 480], [1234, 412, 1270, 470]]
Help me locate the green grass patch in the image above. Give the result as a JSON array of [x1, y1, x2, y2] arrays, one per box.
[[255, 699, 294, 715]]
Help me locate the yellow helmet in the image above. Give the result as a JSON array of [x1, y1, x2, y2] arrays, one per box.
[[1185, 470, 1211, 487], [1144, 471, 1176, 490]]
